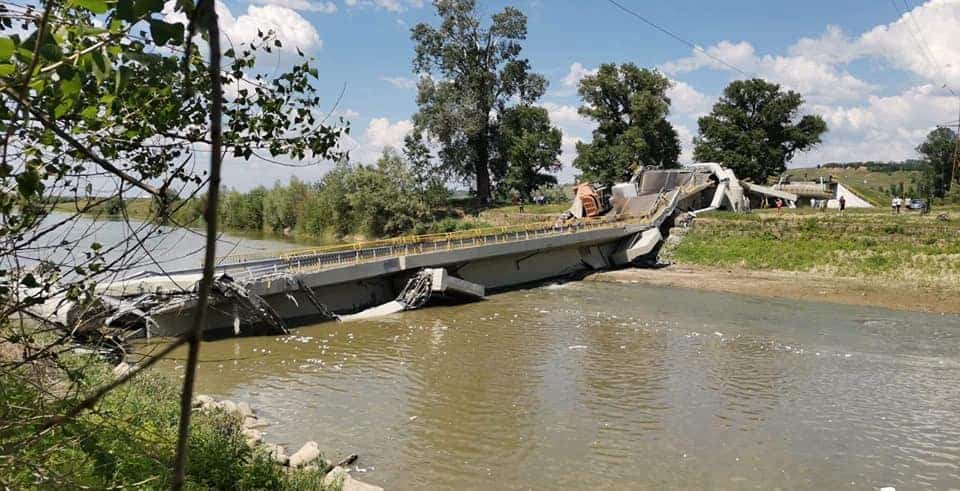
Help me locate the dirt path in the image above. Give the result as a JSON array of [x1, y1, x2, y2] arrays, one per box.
[[586, 265, 960, 315]]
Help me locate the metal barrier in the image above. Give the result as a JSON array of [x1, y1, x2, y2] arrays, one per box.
[[225, 215, 642, 282], [223, 183, 707, 282]]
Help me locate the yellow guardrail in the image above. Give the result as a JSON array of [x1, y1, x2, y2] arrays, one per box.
[[223, 184, 702, 270], [222, 214, 639, 265]]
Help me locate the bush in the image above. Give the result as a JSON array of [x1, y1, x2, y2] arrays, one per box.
[[0, 353, 331, 489]]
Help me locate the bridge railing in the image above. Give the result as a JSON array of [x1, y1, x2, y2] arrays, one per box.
[[222, 214, 633, 265], [221, 182, 711, 281], [226, 214, 649, 281]]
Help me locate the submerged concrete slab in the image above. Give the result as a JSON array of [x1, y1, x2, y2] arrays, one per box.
[[430, 268, 485, 299]]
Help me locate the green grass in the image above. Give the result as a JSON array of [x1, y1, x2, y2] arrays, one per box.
[[0, 350, 338, 490], [487, 203, 570, 215], [674, 208, 960, 290]]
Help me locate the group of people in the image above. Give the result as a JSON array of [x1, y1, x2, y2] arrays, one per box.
[[773, 195, 847, 216], [890, 196, 930, 214]]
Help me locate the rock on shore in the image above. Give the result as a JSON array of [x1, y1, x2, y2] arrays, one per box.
[[192, 394, 383, 490]]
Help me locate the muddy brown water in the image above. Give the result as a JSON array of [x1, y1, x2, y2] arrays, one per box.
[[154, 280, 960, 490]]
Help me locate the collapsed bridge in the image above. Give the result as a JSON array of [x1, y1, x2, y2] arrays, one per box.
[[33, 163, 792, 338]]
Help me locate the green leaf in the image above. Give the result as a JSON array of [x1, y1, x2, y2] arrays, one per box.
[[134, 0, 165, 17], [28, 77, 45, 91], [80, 105, 99, 120], [150, 19, 184, 47], [70, 0, 109, 14], [54, 100, 73, 118], [20, 273, 39, 289], [61, 74, 81, 97], [0, 64, 14, 77], [115, 0, 135, 21], [0, 37, 14, 60], [16, 166, 42, 198]]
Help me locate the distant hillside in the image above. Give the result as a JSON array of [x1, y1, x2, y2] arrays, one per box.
[[786, 166, 925, 206], [819, 159, 927, 172]]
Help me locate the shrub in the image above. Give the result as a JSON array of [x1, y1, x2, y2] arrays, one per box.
[[0, 352, 330, 489]]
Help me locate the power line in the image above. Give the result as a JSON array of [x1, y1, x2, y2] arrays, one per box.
[[603, 0, 752, 77], [889, 0, 957, 97]]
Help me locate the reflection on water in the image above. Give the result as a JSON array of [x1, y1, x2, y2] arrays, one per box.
[[13, 212, 301, 275], [157, 282, 960, 490]]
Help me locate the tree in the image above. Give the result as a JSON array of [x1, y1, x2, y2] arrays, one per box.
[[0, 0, 344, 487], [493, 105, 562, 199], [573, 63, 680, 185], [694, 78, 827, 182], [916, 127, 957, 198], [410, 0, 546, 205], [263, 177, 310, 233]]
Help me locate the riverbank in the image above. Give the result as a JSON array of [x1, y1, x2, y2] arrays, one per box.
[[587, 265, 959, 315], [0, 337, 357, 489], [590, 206, 960, 315]]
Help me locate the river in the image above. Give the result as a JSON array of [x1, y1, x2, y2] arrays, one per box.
[[12, 212, 302, 275], [155, 278, 960, 489]]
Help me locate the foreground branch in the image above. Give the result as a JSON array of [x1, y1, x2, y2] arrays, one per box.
[[2, 87, 164, 199], [171, 0, 224, 487]]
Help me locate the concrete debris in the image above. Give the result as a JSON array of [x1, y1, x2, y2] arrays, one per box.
[[193, 394, 215, 408], [288, 441, 321, 468], [219, 399, 238, 415], [263, 443, 290, 466], [323, 467, 384, 491], [112, 362, 132, 378], [237, 401, 254, 419], [242, 428, 264, 444], [322, 466, 347, 487]]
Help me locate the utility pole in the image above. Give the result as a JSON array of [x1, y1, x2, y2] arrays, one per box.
[[952, 99, 960, 190]]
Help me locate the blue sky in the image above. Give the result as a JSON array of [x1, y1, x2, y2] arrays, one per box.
[[206, 0, 960, 189]]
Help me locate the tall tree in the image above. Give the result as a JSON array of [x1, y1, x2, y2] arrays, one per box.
[[493, 104, 562, 199], [694, 78, 827, 182], [0, 0, 343, 486], [916, 127, 957, 198], [573, 63, 680, 185], [410, 0, 546, 205]]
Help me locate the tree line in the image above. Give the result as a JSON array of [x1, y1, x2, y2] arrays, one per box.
[[214, 150, 456, 239], [403, 1, 831, 205]]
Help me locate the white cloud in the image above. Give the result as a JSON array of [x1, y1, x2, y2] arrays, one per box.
[[556, 135, 583, 183], [667, 80, 712, 118], [663, 1, 960, 99], [251, 0, 336, 12], [562, 62, 598, 88], [662, 40, 875, 104], [343, 117, 414, 162], [673, 123, 696, 164], [380, 76, 417, 89], [542, 102, 589, 127], [788, 25, 859, 65], [858, 0, 960, 83], [164, 1, 322, 53], [222, 4, 322, 52], [662, 41, 758, 74], [797, 84, 956, 165], [340, 108, 360, 119]]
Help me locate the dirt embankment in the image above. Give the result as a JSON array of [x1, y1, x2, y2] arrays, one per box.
[[587, 265, 960, 315]]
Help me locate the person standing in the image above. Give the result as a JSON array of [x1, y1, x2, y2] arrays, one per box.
[[775, 198, 783, 217], [839, 195, 846, 216]]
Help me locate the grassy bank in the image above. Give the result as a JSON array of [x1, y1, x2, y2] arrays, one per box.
[[673, 207, 960, 293], [0, 346, 337, 489]]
